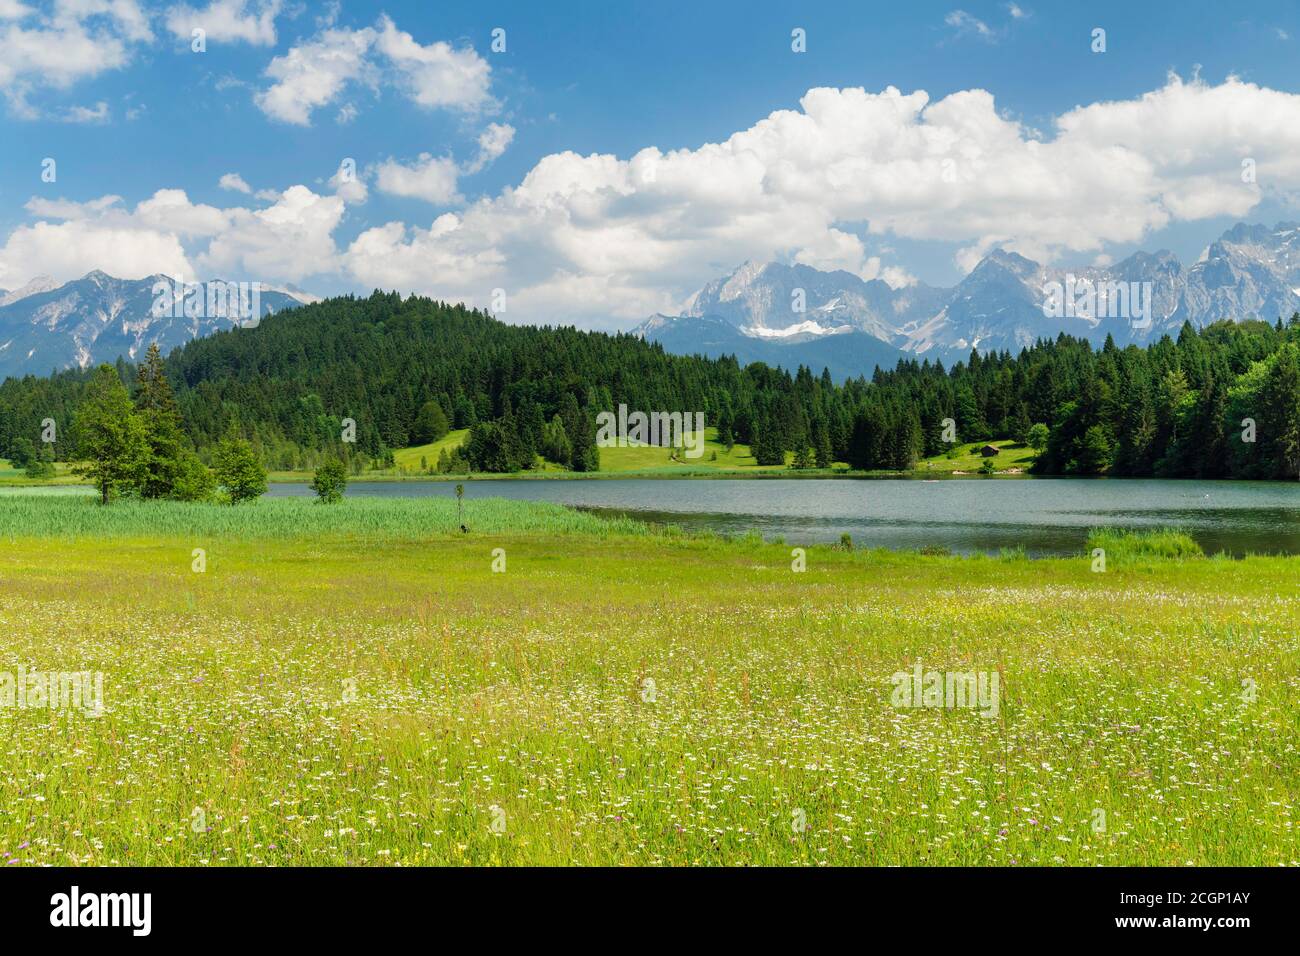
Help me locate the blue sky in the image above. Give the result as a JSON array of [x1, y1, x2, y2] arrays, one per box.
[[3, 0, 1300, 327]]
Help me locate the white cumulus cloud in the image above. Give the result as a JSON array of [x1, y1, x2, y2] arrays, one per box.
[[373, 15, 494, 113], [338, 76, 1300, 327], [219, 172, 253, 194], [254, 25, 376, 125], [0, 1, 34, 21], [372, 124, 515, 205], [328, 161, 367, 204], [0, 185, 344, 286], [7, 76, 1300, 333], [466, 122, 515, 173], [253, 15, 494, 126], [0, 0, 151, 115], [165, 0, 281, 46], [375, 154, 462, 205]]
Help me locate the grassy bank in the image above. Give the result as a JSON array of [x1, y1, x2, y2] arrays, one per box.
[[0, 496, 1295, 866]]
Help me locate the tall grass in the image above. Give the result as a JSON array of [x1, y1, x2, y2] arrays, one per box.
[[0, 494, 653, 542], [1087, 527, 1205, 560]]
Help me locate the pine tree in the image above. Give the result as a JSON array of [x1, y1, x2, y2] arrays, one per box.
[[847, 405, 885, 470], [1077, 424, 1114, 475], [717, 410, 734, 450], [520, 401, 544, 465], [813, 416, 833, 468], [498, 402, 527, 470], [1260, 342, 1300, 478], [750, 413, 785, 466], [1189, 377, 1228, 478], [575, 401, 601, 471], [134, 343, 188, 499], [541, 414, 571, 466], [954, 385, 987, 443]]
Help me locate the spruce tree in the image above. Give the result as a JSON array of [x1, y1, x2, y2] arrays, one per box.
[[134, 343, 187, 499], [1260, 342, 1300, 478], [813, 417, 833, 468]]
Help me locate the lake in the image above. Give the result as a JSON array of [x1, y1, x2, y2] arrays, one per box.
[[265, 477, 1300, 557]]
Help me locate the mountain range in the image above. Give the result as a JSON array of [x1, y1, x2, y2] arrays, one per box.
[[3, 222, 1300, 383], [0, 272, 310, 380], [634, 221, 1300, 379]]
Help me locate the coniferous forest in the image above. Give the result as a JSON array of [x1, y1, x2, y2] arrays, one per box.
[[1, 290, 1299, 480]]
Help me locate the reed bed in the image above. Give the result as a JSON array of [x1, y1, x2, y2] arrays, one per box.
[[0, 494, 652, 542]]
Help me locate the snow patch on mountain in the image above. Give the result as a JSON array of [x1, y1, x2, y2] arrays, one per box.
[[742, 320, 852, 338], [265, 283, 323, 305]]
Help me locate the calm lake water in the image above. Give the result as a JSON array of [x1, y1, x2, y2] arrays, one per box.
[[266, 477, 1300, 557]]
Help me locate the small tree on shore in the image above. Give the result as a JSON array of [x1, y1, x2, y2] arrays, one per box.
[[26, 445, 56, 479], [1027, 423, 1050, 452], [311, 457, 347, 503], [213, 435, 267, 505]]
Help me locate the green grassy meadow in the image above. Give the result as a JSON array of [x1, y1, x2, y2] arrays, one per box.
[[0, 495, 1295, 866], [341, 426, 775, 478], [0, 458, 84, 486], [918, 439, 1037, 474], [391, 429, 473, 472], [269, 430, 1037, 480], [7, 433, 1042, 487]]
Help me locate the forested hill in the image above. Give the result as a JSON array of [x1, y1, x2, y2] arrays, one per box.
[[2, 290, 1299, 479], [2, 292, 759, 471]]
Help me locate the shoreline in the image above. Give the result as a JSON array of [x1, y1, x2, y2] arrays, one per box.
[[8, 468, 1300, 487], [266, 469, 1044, 483], [3, 468, 1047, 487]]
